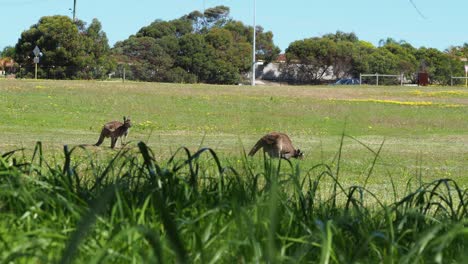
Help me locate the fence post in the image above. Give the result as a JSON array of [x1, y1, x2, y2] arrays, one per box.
[[376, 73, 379, 86]]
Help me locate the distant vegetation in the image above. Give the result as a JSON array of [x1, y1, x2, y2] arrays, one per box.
[[13, 16, 115, 80], [1, 5, 467, 84], [284, 34, 467, 85]]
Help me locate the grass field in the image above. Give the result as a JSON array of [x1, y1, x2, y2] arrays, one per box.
[[0, 79, 467, 262], [1, 79, 467, 187]]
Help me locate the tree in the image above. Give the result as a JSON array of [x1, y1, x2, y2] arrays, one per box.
[[203, 5, 231, 29], [109, 5, 282, 84], [348, 41, 376, 77], [323, 31, 359, 43], [205, 28, 233, 51], [378, 37, 402, 47], [137, 18, 192, 39], [224, 21, 250, 42], [112, 6, 278, 84], [14, 16, 113, 79], [85, 19, 110, 58], [176, 28, 244, 84], [282, 33, 380, 83], [382, 42, 418, 81], [255, 26, 281, 64], [183, 11, 204, 33], [415, 47, 463, 85], [284, 37, 337, 83], [446, 43, 468, 61], [176, 33, 209, 81], [1, 46, 15, 58], [15, 16, 81, 78], [367, 48, 399, 74], [331, 41, 356, 79], [223, 21, 280, 64], [78, 18, 115, 79], [113, 36, 174, 82], [203, 28, 250, 83]]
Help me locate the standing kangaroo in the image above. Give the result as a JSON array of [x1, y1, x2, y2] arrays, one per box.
[[95, 116, 132, 149], [248, 132, 304, 159]]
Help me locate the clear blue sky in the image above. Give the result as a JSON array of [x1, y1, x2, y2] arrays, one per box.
[[1, 0, 467, 53]]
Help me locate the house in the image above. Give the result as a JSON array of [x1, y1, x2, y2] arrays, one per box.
[[255, 54, 336, 84], [0, 57, 17, 76]]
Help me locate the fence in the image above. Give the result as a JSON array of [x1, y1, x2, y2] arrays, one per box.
[[360, 73, 403, 86], [450, 76, 468, 87]]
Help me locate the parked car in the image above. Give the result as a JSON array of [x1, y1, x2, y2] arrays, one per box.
[[333, 78, 361, 85]]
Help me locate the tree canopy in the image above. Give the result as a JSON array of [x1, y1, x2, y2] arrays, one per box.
[[283, 31, 465, 85], [4, 8, 465, 85], [14, 16, 114, 79], [113, 6, 280, 84]]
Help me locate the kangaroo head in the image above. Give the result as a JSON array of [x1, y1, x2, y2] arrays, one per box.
[[294, 149, 304, 159], [123, 116, 132, 127]]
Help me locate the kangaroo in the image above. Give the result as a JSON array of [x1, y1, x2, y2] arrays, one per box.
[[248, 132, 303, 159], [94, 116, 132, 149]]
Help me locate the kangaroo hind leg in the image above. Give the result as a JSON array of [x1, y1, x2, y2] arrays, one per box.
[[111, 137, 118, 149]]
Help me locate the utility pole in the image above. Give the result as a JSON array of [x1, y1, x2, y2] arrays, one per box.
[[251, 0, 256, 86], [72, 0, 77, 21], [202, 0, 206, 28]]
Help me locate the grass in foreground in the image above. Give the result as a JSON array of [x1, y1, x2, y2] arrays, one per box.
[[0, 141, 466, 263]]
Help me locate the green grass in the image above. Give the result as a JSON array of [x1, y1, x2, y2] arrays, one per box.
[[0, 79, 466, 187], [0, 141, 466, 263], [0, 79, 467, 262]]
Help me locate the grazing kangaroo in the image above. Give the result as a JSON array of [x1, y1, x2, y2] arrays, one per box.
[[94, 116, 132, 149], [248, 132, 304, 159]]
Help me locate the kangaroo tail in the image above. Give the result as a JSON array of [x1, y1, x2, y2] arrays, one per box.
[[248, 139, 263, 156], [94, 132, 105, 146]]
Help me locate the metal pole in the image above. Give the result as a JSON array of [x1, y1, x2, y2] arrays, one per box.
[[73, 0, 77, 21], [202, 0, 206, 27], [123, 66, 126, 83], [401, 73, 403, 86], [35, 61, 38, 80], [451, 76, 453, 86], [376, 73, 379, 86], [359, 73, 361, 85], [251, 0, 256, 86]]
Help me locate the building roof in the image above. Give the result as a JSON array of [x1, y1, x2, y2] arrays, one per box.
[[276, 54, 286, 63]]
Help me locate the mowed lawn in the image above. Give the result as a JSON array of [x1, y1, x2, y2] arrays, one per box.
[[1, 79, 467, 196]]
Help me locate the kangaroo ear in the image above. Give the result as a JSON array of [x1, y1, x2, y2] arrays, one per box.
[[123, 116, 126, 121]]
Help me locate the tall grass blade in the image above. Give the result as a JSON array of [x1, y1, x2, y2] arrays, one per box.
[[318, 220, 333, 264], [138, 142, 188, 263], [59, 185, 116, 264]]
